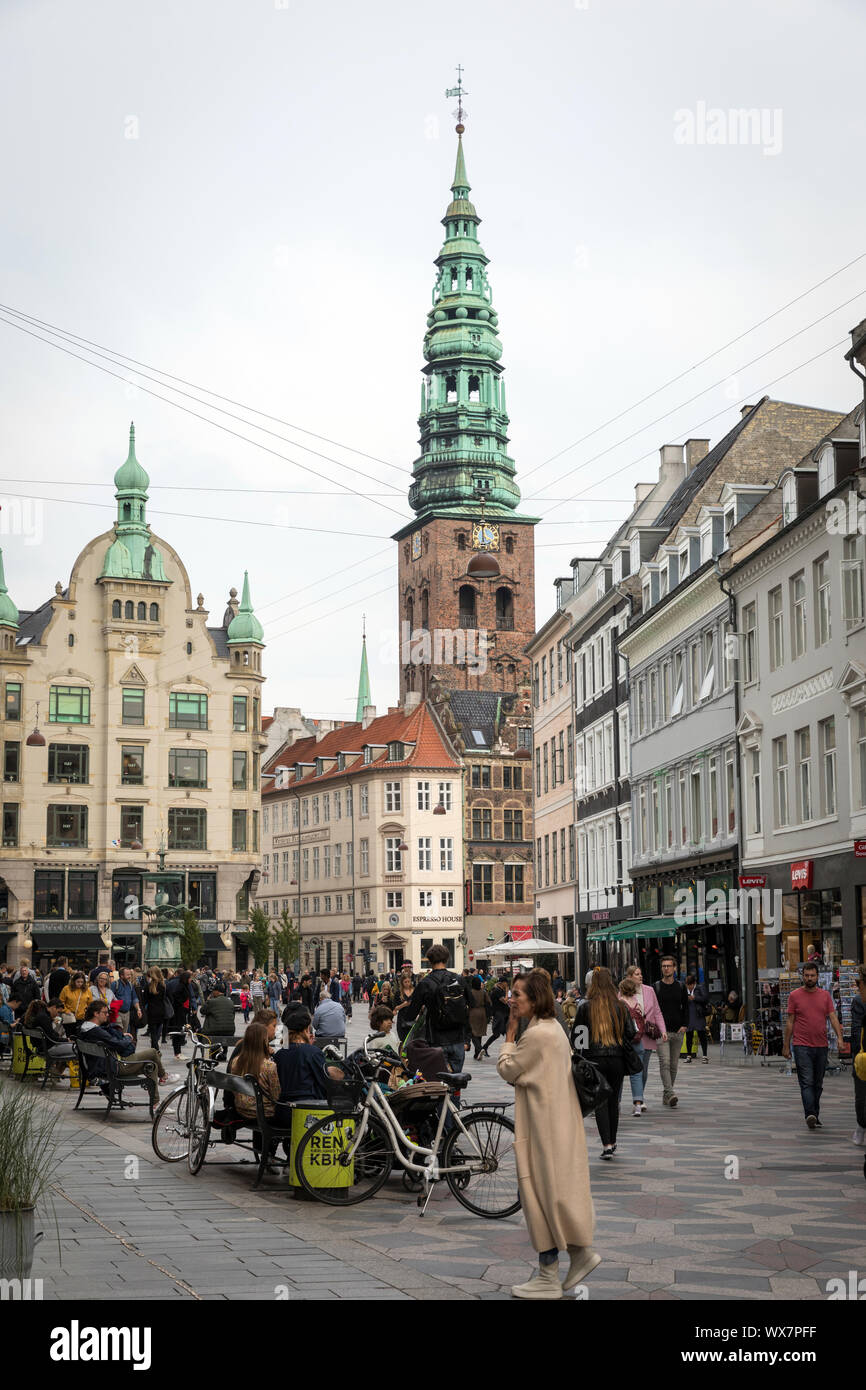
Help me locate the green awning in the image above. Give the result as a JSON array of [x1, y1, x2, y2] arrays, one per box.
[[607, 917, 679, 941]]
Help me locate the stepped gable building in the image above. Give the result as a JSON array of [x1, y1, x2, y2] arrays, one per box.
[[0, 425, 266, 972], [260, 680, 464, 976], [391, 116, 536, 962]]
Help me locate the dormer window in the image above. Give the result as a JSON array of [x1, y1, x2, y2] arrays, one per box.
[[388, 741, 403, 761], [724, 508, 735, 546], [630, 537, 640, 573], [316, 758, 324, 776], [612, 553, 622, 584], [337, 753, 346, 771], [364, 746, 373, 765], [294, 766, 303, 782], [818, 447, 835, 497], [680, 548, 689, 580], [642, 580, 651, 609], [659, 568, 668, 599], [782, 476, 797, 525]]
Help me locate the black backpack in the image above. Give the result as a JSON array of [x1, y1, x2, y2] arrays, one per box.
[[430, 972, 470, 1032]]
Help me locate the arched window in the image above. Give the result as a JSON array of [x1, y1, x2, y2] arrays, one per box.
[[122, 503, 131, 520], [465, 268, 473, 291], [112, 600, 121, 618], [68, 633, 74, 648], [137, 602, 146, 621], [505, 536, 514, 555], [457, 533, 466, 551], [420, 591, 429, 630], [468, 374, 480, 403], [496, 587, 514, 630], [445, 374, 457, 404], [149, 603, 159, 621], [450, 267, 458, 290], [406, 596, 414, 631], [186, 642, 192, 655], [124, 601, 134, 620], [459, 585, 476, 629]]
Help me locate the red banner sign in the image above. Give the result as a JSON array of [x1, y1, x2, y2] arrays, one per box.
[[790, 860, 813, 889], [854, 841, 866, 859], [510, 925, 533, 941], [739, 875, 766, 888]]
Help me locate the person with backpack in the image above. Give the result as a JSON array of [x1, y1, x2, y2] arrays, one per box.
[[396, 944, 473, 1076], [653, 955, 689, 1107]]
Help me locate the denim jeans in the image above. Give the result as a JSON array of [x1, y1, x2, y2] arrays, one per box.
[[792, 1045, 828, 1118], [442, 1041, 467, 1075], [628, 1040, 649, 1100], [655, 1034, 682, 1100]]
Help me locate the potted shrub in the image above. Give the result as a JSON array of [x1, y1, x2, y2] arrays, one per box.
[[0, 1079, 63, 1279]]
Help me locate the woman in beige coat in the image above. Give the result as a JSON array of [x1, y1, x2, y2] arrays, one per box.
[[497, 969, 600, 1299]]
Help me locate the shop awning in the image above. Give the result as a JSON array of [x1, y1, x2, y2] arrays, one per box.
[[589, 918, 680, 943], [31, 931, 104, 951]]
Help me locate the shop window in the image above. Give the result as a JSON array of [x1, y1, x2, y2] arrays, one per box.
[[68, 871, 98, 918], [112, 873, 142, 920]]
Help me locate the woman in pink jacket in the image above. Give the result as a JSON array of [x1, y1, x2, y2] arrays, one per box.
[[620, 965, 667, 1115]]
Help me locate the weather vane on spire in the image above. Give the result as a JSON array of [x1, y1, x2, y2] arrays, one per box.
[[445, 64, 468, 133]]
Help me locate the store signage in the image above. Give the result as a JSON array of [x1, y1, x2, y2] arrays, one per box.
[[590, 911, 610, 922], [738, 875, 766, 888], [790, 860, 813, 889], [510, 925, 533, 941], [854, 841, 866, 859], [411, 915, 463, 924]]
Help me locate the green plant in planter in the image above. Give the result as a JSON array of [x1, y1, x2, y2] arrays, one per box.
[[0, 1080, 64, 1280]]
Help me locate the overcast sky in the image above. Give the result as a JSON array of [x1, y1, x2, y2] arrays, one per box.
[[1, 0, 864, 720]]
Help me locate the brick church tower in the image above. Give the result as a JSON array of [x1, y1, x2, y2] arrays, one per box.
[[393, 113, 537, 700]]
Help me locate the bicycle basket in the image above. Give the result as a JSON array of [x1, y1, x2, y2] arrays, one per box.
[[322, 1071, 366, 1113]]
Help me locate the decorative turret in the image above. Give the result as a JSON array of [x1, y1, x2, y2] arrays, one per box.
[[0, 547, 19, 631], [101, 424, 168, 581], [226, 571, 264, 645], [408, 117, 532, 522]]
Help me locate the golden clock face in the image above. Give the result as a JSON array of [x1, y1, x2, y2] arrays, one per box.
[[471, 522, 500, 551], [411, 532, 422, 560]]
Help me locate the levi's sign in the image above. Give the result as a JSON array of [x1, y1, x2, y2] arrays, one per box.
[[738, 875, 766, 889], [791, 860, 813, 889]]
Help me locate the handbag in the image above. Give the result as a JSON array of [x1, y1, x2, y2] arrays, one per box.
[[570, 1053, 613, 1116], [855, 1027, 866, 1082]]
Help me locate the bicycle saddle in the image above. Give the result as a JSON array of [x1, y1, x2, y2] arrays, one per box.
[[436, 1071, 471, 1089]]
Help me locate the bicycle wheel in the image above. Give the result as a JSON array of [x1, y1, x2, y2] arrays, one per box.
[[442, 1110, 520, 1218], [151, 1087, 191, 1162], [293, 1112, 393, 1206], [187, 1090, 211, 1174]]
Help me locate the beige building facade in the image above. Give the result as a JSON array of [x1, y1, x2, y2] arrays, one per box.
[[0, 427, 265, 972], [261, 696, 465, 975]]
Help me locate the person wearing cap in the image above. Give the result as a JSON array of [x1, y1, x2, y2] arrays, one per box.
[[276, 1004, 345, 1106]]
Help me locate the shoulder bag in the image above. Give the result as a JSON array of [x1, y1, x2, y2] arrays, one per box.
[[569, 1007, 613, 1117]]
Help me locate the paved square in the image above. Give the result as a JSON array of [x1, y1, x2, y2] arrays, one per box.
[[21, 1016, 866, 1300]]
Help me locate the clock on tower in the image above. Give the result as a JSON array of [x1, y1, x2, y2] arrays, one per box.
[[471, 521, 500, 551]]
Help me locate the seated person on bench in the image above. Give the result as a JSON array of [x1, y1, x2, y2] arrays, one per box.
[[310, 993, 346, 1051], [275, 1004, 346, 1121], [79, 1000, 174, 1092], [228, 1022, 280, 1120]]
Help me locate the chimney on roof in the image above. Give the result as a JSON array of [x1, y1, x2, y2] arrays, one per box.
[[740, 403, 757, 419], [685, 438, 710, 473], [634, 482, 654, 505], [361, 704, 376, 729], [403, 691, 422, 715], [658, 444, 685, 486]]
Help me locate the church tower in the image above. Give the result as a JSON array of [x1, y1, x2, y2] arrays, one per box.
[[394, 103, 537, 699]]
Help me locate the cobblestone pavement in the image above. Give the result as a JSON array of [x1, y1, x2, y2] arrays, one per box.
[[22, 1010, 866, 1301]]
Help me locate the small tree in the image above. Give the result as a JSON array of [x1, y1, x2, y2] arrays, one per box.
[[180, 908, 206, 968], [271, 908, 299, 972], [244, 906, 272, 970]]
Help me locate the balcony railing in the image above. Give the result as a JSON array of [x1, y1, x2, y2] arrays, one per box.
[[459, 613, 476, 629]]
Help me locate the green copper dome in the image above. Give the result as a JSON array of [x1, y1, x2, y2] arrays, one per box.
[[404, 129, 537, 525], [114, 422, 150, 494], [0, 548, 19, 629], [227, 571, 264, 644], [101, 424, 168, 581]]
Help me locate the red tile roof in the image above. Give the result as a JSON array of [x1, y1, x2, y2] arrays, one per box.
[[262, 701, 459, 794]]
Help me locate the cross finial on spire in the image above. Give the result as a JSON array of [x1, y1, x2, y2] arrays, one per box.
[[362, 612, 366, 641]]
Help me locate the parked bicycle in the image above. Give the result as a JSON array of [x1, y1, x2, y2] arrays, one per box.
[[151, 1029, 229, 1168], [292, 1032, 520, 1217]]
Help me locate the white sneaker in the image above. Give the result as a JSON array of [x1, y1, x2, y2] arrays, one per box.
[[640, 1102, 648, 1112], [161, 1073, 182, 1084], [852, 1127, 866, 1146], [632, 1102, 642, 1116]]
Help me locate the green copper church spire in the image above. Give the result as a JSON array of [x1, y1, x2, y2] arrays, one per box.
[[405, 87, 535, 525], [0, 547, 19, 630], [355, 623, 372, 721], [101, 423, 168, 581]]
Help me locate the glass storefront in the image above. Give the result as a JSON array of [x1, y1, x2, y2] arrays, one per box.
[[780, 889, 843, 969]]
